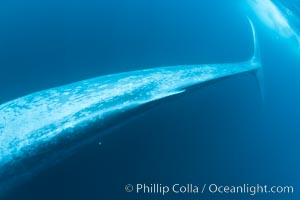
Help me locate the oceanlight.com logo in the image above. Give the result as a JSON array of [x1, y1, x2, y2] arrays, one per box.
[[124, 183, 294, 196]]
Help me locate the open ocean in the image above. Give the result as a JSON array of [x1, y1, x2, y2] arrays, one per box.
[[0, 0, 299, 199]]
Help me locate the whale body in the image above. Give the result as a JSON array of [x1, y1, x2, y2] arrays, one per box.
[[0, 19, 261, 195], [247, 0, 300, 48]]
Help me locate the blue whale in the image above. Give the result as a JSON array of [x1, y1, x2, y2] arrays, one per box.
[[0, 19, 261, 195]]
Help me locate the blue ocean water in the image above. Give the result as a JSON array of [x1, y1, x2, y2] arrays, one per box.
[[0, 0, 299, 199]]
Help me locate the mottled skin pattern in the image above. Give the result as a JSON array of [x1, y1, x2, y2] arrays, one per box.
[[0, 63, 259, 168], [0, 19, 260, 195]]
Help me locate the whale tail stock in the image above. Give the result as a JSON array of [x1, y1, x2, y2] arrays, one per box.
[[248, 17, 264, 101]]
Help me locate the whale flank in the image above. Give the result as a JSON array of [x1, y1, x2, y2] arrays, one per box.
[[0, 19, 261, 195]]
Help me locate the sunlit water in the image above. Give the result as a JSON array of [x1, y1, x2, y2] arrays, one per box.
[[0, 0, 299, 199]]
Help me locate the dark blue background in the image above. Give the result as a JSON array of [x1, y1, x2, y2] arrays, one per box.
[[1, 0, 299, 199]]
